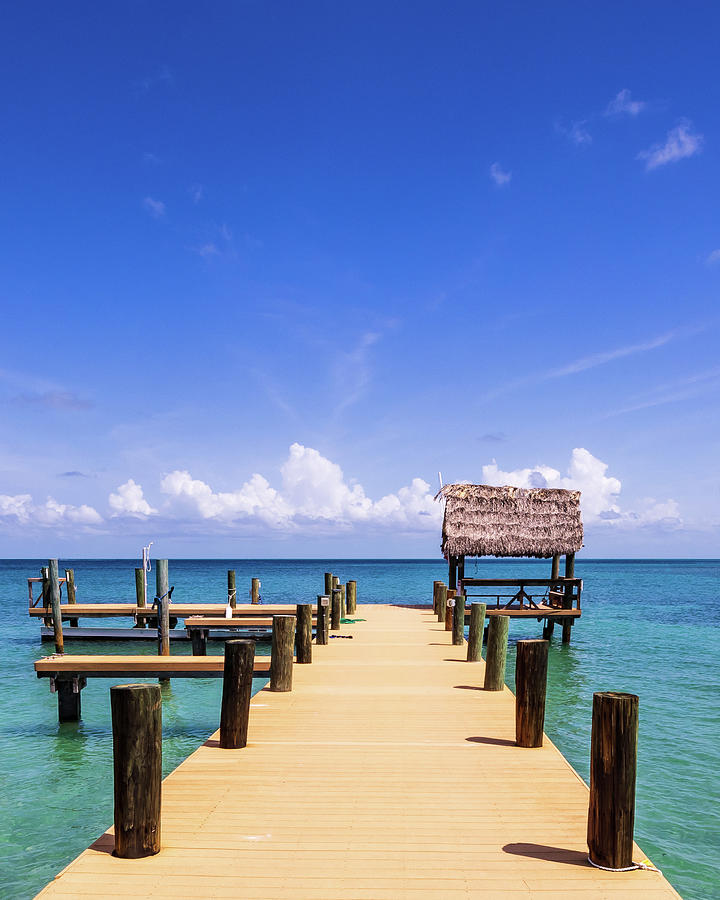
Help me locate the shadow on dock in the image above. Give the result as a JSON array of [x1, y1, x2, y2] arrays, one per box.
[[503, 842, 590, 868]]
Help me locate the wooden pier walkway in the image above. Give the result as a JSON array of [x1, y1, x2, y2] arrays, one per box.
[[37, 605, 680, 899]]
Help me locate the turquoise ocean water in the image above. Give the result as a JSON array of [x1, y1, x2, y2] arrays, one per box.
[[1, 558, 718, 899]]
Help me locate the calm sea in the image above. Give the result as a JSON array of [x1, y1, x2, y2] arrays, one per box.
[[1, 558, 718, 899]]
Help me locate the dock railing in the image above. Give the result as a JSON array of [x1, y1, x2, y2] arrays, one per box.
[[458, 577, 582, 611]]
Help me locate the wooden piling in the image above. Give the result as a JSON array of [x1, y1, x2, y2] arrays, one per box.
[[190, 629, 207, 655], [515, 639, 549, 747], [324, 572, 333, 597], [432, 580, 440, 614], [270, 616, 293, 691], [65, 568, 78, 627], [551, 554, 560, 581], [57, 676, 85, 722], [452, 594, 465, 646], [227, 570, 237, 609], [340, 583, 346, 619], [562, 553, 575, 644], [316, 595, 329, 645], [436, 583, 447, 623], [134, 568, 146, 629], [156, 560, 170, 659], [47, 559, 64, 654], [219, 640, 254, 749], [587, 691, 639, 871], [331, 588, 342, 631], [483, 614, 509, 691], [347, 580, 357, 616], [251, 577, 260, 605], [542, 618, 555, 640], [295, 603, 312, 664], [467, 602, 486, 662], [444, 589, 456, 631], [110, 683, 162, 858]]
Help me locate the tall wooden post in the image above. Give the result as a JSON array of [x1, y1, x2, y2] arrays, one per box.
[[57, 676, 85, 722], [562, 553, 575, 644], [227, 570, 237, 609], [324, 572, 333, 598], [219, 640, 254, 749], [41, 566, 51, 626], [65, 568, 78, 627], [448, 556, 458, 591], [340, 583, 346, 619], [432, 581, 441, 615], [316, 595, 329, 645], [110, 684, 162, 858], [452, 594, 465, 646], [251, 577, 261, 605], [457, 555, 465, 593], [156, 560, 170, 683], [270, 616, 293, 691], [515, 639, 549, 747], [134, 568, 146, 629], [346, 580, 357, 615], [331, 588, 342, 631], [295, 603, 312, 664], [436, 583, 447, 623], [47, 559, 64, 654], [587, 692, 639, 870], [551, 554, 560, 581], [484, 615, 509, 691], [467, 603, 486, 662]]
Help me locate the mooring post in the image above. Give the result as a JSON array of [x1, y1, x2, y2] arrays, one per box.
[[227, 569, 236, 609], [270, 616, 293, 691], [515, 639, 549, 747], [432, 580, 441, 615], [484, 615, 509, 691], [452, 594, 465, 646], [467, 602, 486, 662], [587, 691, 639, 871], [448, 555, 457, 591], [436, 583, 447, 623], [41, 565, 51, 625], [324, 572, 333, 598], [331, 588, 342, 631], [347, 580, 357, 616], [219, 640, 254, 749], [65, 568, 78, 627], [48, 559, 64, 654], [562, 553, 576, 644], [134, 567, 147, 628], [295, 603, 312, 664], [316, 595, 329, 645], [110, 683, 162, 858], [251, 577, 261, 605], [445, 589, 455, 631], [340, 583, 346, 619], [156, 559, 170, 658]]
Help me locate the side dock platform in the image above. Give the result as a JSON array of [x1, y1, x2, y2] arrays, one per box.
[[37, 605, 680, 899]]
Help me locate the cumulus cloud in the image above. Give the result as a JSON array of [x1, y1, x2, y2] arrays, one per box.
[[638, 121, 703, 170], [160, 443, 440, 532], [143, 196, 166, 218], [482, 448, 681, 528], [0, 494, 102, 526], [109, 479, 157, 517], [489, 163, 511, 186], [556, 119, 592, 146], [605, 89, 646, 117]]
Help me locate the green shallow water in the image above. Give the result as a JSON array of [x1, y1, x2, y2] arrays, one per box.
[[1, 558, 718, 899]]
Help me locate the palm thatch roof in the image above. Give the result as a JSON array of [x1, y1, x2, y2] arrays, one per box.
[[436, 483, 583, 559]]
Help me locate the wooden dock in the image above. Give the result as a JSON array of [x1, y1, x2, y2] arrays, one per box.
[[36, 605, 680, 899]]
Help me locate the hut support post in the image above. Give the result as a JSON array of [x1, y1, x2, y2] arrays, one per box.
[[562, 553, 575, 644], [448, 556, 458, 592], [457, 555, 465, 592]]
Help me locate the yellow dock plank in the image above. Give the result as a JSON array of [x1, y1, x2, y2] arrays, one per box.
[[36, 605, 681, 899]]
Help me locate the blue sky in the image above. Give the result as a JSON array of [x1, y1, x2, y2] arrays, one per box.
[[1, 2, 718, 557]]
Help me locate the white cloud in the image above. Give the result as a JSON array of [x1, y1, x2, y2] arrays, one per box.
[[190, 184, 203, 203], [160, 443, 441, 533], [196, 243, 220, 258], [0, 493, 102, 526], [605, 89, 646, 117], [638, 121, 703, 170], [109, 479, 157, 517], [557, 119, 592, 146], [705, 249, 720, 266], [143, 197, 166, 218], [481, 448, 681, 528], [489, 163, 512, 186]]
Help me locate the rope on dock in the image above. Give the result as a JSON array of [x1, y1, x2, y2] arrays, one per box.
[[588, 856, 662, 874]]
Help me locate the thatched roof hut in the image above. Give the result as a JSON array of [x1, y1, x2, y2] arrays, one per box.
[[436, 483, 583, 559]]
